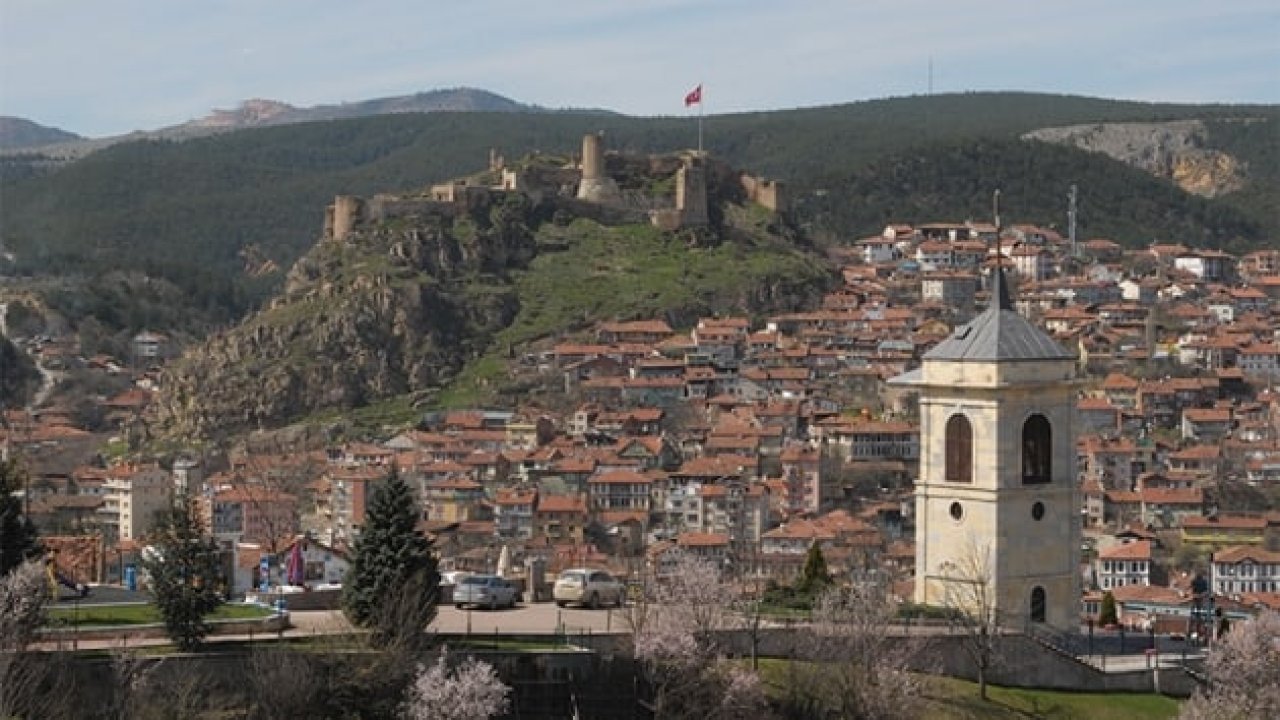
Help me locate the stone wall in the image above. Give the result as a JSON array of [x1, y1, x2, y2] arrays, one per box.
[[741, 174, 787, 213]]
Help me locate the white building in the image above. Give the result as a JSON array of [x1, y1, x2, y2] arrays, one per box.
[[1211, 546, 1280, 596], [101, 463, 172, 542], [1095, 540, 1152, 590]]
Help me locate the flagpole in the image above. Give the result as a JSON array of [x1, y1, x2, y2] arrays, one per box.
[[697, 83, 703, 154]]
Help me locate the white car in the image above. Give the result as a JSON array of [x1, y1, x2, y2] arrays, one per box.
[[553, 568, 625, 609], [453, 575, 519, 610]]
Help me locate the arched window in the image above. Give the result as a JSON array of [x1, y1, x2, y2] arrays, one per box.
[[1022, 414, 1052, 484], [1030, 586, 1047, 623], [945, 414, 973, 483]]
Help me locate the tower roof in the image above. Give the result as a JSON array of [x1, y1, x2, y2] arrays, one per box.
[[924, 267, 1074, 362]]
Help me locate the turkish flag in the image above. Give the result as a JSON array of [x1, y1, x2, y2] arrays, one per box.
[[684, 84, 702, 107]]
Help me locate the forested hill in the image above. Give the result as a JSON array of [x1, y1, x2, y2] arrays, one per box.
[[0, 92, 1275, 331], [799, 137, 1265, 250]]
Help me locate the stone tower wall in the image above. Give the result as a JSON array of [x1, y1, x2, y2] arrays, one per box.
[[581, 133, 603, 180], [676, 158, 708, 226], [331, 195, 364, 239], [576, 133, 620, 203]]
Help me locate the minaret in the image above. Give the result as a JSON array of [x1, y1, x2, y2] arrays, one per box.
[[891, 193, 1080, 632]]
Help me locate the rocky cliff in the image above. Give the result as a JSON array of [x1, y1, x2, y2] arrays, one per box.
[[152, 196, 533, 439], [1024, 120, 1245, 197]]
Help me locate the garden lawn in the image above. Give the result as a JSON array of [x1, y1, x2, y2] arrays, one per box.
[[46, 603, 273, 627], [757, 660, 1179, 720]]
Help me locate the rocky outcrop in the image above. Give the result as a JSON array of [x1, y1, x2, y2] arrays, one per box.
[[152, 200, 530, 438], [1024, 120, 1245, 197]]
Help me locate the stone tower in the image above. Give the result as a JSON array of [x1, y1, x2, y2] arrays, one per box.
[[676, 155, 708, 226], [576, 132, 620, 203], [891, 266, 1080, 631]]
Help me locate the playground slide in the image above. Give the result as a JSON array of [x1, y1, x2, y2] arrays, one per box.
[[48, 565, 90, 598]]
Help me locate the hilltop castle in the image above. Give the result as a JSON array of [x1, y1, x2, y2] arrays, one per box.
[[322, 133, 786, 240]]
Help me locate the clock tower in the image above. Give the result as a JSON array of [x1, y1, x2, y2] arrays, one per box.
[[892, 261, 1080, 631]]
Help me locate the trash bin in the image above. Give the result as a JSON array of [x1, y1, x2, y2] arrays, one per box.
[[124, 564, 137, 592], [274, 598, 287, 615]]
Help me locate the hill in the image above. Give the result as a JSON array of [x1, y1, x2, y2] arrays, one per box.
[[0, 87, 583, 161], [151, 152, 832, 438], [0, 116, 81, 150], [0, 92, 1275, 337]]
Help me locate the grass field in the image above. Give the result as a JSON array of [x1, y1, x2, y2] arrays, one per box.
[[918, 675, 1180, 720], [757, 659, 1180, 720], [46, 603, 273, 627]]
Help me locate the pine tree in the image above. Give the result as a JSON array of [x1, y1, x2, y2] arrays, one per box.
[[796, 541, 832, 599], [342, 467, 439, 647], [140, 494, 224, 651], [1099, 591, 1118, 626], [0, 458, 41, 576]]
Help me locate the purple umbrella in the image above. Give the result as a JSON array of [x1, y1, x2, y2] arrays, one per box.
[[286, 540, 306, 586]]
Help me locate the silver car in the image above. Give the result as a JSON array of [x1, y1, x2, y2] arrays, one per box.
[[453, 574, 519, 610], [553, 568, 624, 609]]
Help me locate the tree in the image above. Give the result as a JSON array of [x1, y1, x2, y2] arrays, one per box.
[[1179, 611, 1280, 720], [940, 540, 1002, 700], [787, 582, 924, 719], [627, 550, 772, 720], [401, 647, 511, 720], [1099, 591, 1118, 626], [342, 466, 439, 648], [0, 457, 41, 576], [140, 494, 225, 651], [796, 540, 832, 598], [1, 560, 63, 718]]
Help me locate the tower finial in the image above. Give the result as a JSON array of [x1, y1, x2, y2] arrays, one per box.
[[992, 189, 1012, 311]]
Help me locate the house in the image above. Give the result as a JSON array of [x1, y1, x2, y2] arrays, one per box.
[[675, 532, 730, 562], [778, 446, 823, 515], [234, 535, 351, 594], [1181, 407, 1232, 441], [1139, 487, 1204, 528], [493, 487, 537, 541], [587, 470, 652, 514], [1211, 546, 1280, 596], [533, 493, 588, 544], [1182, 514, 1269, 547], [1095, 540, 1153, 590], [204, 485, 299, 551], [920, 272, 977, 311]]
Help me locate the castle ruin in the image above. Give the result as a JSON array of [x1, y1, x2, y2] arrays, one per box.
[[322, 132, 785, 239]]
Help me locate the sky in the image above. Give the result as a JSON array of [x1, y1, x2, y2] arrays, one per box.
[[1, 0, 1277, 137]]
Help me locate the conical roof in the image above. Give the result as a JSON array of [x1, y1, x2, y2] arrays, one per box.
[[923, 266, 1074, 362]]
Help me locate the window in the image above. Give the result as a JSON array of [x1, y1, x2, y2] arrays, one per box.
[[1022, 414, 1052, 484], [1030, 586, 1046, 623], [945, 414, 973, 483]]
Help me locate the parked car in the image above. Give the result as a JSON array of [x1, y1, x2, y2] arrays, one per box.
[[453, 575, 519, 610], [553, 568, 625, 608]]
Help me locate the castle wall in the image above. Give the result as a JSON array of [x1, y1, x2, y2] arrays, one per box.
[[741, 174, 787, 213], [331, 195, 363, 239]]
